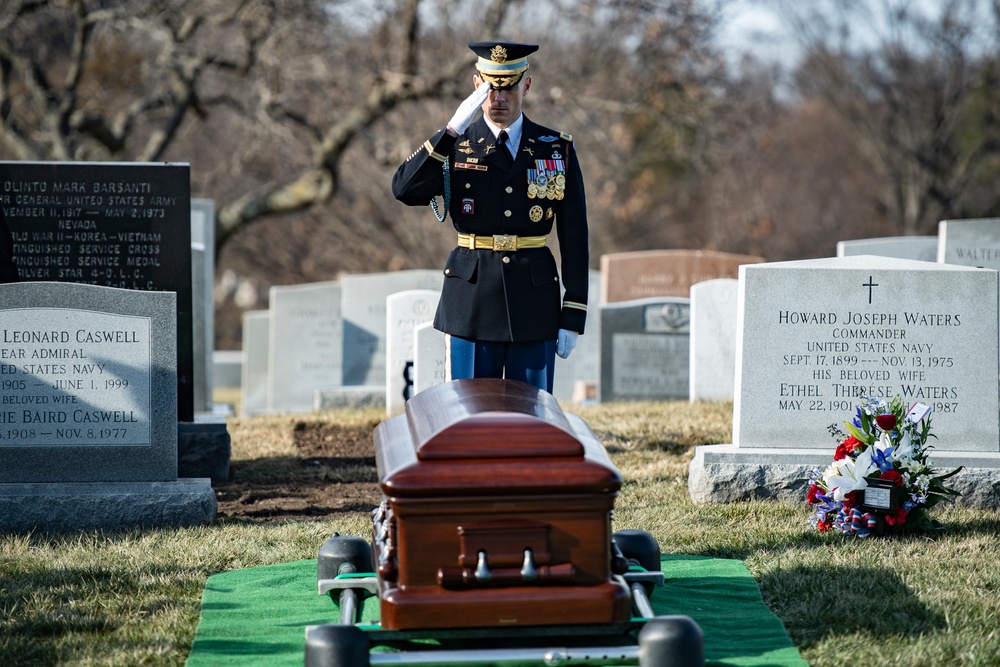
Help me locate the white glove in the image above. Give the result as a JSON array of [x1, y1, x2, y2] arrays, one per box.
[[556, 329, 578, 359], [447, 83, 490, 134]]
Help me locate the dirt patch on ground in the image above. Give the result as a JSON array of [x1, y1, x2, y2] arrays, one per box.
[[214, 422, 384, 522]]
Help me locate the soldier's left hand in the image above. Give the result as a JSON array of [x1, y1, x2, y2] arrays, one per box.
[[556, 329, 578, 359]]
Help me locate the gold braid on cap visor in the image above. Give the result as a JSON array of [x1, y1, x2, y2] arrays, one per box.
[[477, 55, 528, 88]]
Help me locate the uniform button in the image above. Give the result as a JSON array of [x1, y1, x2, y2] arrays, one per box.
[[465, 183, 471, 189], [502, 256, 510, 264], [505, 186, 513, 194], [504, 210, 512, 217], [445, 269, 450, 274]]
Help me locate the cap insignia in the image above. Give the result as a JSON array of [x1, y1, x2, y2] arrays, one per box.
[[491, 45, 508, 63]]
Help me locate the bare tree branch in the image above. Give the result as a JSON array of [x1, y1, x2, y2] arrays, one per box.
[[216, 0, 520, 249]]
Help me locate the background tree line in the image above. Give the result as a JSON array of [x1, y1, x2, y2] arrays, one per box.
[[1, 0, 998, 347]]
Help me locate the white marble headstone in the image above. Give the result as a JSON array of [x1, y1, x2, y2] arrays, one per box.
[[837, 236, 938, 262], [385, 289, 439, 414], [689, 279, 737, 402], [190, 198, 215, 412], [938, 218, 1000, 269], [734, 255, 999, 451], [341, 270, 442, 386], [240, 310, 270, 416], [413, 322, 447, 395], [268, 281, 342, 413]]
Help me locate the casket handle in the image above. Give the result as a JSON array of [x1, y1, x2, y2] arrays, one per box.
[[475, 550, 491, 583], [437, 558, 575, 589], [520, 548, 538, 581]]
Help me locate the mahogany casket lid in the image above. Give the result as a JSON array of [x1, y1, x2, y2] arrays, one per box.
[[374, 379, 622, 497]]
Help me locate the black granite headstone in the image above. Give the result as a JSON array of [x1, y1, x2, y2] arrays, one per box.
[[0, 161, 194, 422]]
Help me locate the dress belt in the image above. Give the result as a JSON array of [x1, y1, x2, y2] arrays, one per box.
[[457, 233, 547, 251]]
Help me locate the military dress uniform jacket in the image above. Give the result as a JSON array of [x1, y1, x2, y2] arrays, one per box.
[[391, 116, 589, 343]]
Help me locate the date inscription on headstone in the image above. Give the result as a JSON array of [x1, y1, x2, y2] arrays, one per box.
[[0, 308, 151, 447]]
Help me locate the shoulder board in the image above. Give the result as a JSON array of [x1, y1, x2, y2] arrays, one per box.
[[559, 131, 573, 142]]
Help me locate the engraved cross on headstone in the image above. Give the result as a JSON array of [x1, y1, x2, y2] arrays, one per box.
[[863, 275, 879, 304]]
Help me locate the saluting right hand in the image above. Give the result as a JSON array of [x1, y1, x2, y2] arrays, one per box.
[[447, 83, 490, 135]]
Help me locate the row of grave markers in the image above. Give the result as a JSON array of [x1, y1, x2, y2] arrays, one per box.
[[238, 251, 761, 415], [236, 219, 1000, 428], [1, 158, 998, 528]]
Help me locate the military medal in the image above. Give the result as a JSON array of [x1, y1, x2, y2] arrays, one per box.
[[527, 182, 538, 198], [529, 205, 543, 222], [554, 174, 566, 187]]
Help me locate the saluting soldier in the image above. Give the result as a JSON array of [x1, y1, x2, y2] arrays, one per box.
[[391, 41, 588, 394]]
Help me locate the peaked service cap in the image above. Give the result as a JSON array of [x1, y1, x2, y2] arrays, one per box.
[[469, 41, 538, 88]]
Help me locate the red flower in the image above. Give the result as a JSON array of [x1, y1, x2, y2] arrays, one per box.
[[885, 506, 908, 526], [817, 519, 831, 532], [881, 469, 904, 487], [875, 414, 897, 430], [842, 490, 859, 508], [807, 484, 822, 504], [834, 436, 863, 461]]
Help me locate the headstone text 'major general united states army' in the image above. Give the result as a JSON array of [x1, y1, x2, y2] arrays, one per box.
[[3, 177, 174, 287]]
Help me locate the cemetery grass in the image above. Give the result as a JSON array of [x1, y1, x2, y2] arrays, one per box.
[[2, 397, 999, 666]]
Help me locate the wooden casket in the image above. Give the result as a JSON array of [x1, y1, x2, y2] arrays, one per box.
[[372, 378, 631, 630]]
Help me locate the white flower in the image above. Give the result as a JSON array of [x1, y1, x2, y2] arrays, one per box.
[[825, 449, 878, 501], [892, 431, 916, 462]]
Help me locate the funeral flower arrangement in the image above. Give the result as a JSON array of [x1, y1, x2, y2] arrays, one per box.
[[806, 395, 961, 536]]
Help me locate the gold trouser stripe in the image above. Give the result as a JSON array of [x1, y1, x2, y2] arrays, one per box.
[[457, 233, 547, 251], [444, 333, 452, 382]]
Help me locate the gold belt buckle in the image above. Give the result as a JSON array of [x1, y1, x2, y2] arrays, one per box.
[[492, 235, 517, 251]]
